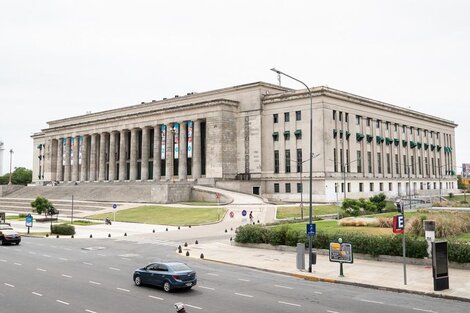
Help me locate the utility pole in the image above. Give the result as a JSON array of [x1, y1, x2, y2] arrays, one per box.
[[8, 149, 13, 185]]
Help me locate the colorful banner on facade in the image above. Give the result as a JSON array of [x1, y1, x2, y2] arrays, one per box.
[[78, 136, 83, 165], [161, 124, 166, 160], [187, 121, 193, 158], [62, 138, 66, 166], [174, 123, 180, 159], [70, 137, 74, 165]]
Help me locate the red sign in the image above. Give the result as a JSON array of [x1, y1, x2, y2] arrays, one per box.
[[229, 211, 234, 218], [393, 215, 405, 234]]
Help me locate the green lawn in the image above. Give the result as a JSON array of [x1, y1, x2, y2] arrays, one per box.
[[276, 205, 340, 219], [63, 220, 101, 226], [86, 206, 226, 226], [282, 219, 393, 236], [177, 201, 218, 206]]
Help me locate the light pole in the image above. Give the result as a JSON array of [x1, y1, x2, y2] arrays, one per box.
[[8, 149, 13, 185], [292, 154, 320, 220], [271, 68, 315, 272]]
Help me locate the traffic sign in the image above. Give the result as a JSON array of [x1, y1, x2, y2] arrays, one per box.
[[112, 203, 117, 209], [229, 211, 234, 218], [242, 210, 247, 217], [393, 215, 405, 234], [25, 214, 33, 227], [306, 223, 316, 236]]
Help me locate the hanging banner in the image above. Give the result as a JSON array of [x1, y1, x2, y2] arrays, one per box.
[[62, 138, 66, 166], [187, 121, 193, 158], [70, 137, 74, 165], [174, 123, 180, 159], [161, 124, 166, 160], [78, 136, 83, 165]]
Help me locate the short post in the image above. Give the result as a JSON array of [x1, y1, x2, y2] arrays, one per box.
[[339, 262, 344, 277]]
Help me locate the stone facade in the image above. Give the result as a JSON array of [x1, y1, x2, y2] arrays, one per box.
[[32, 82, 458, 202]]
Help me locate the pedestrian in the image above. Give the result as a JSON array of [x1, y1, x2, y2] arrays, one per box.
[[249, 211, 253, 222]]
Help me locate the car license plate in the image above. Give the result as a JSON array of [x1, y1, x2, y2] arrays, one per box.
[[186, 282, 192, 286]]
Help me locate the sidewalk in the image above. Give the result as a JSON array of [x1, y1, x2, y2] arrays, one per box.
[[185, 240, 470, 302]]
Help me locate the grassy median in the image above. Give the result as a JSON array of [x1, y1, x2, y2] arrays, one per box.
[[276, 205, 340, 219]]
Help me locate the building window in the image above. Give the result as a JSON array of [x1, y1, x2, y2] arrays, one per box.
[[403, 155, 408, 175], [357, 151, 362, 173], [356, 115, 361, 125], [410, 127, 413, 135], [425, 157, 429, 176], [432, 158, 435, 175], [274, 150, 279, 174], [285, 183, 291, 193], [295, 111, 301, 121], [411, 156, 415, 175], [346, 149, 350, 172], [395, 154, 400, 174], [334, 148, 338, 172], [367, 118, 371, 127], [273, 114, 278, 123], [285, 150, 291, 173], [333, 110, 336, 120], [418, 156, 422, 175], [403, 125, 406, 133], [284, 131, 290, 141], [379, 182, 383, 191], [389, 183, 392, 191], [339, 112, 342, 121], [370, 183, 374, 191], [296, 149, 302, 173], [377, 152, 382, 174], [386, 153, 391, 174], [386, 122, 390, 130], [284, 112, 290, 122], [273, 132, 279, 141], [394, 123, 398, 132], [417, 128, 420, 136], [367, 151, 372, 173], [340, 149, 344, 173], [376, 120, 381, 128], [359, 182, 364, 192], [424, 130, 427, 137], [348, 183, 351, 192], [297, 183, 302, 193], [345, 113, 349, 123], [274, 183, 279, 193]]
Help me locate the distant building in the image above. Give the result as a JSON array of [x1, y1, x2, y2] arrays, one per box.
[[31, 82, 458, 202]]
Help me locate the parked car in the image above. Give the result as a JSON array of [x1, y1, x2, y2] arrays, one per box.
[[133, 262, 197, 292], [0, 224, 21, 245]]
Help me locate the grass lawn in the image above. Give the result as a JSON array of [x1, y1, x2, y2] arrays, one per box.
[[177, 201, 218, 206], [282, 219, 393, 236], [276, 205, 340, 219], [86, 206, 226, 226], [62, 220, 101, 226]]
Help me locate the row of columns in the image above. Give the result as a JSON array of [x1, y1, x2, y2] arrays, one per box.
[[53, 120, 202, 182]]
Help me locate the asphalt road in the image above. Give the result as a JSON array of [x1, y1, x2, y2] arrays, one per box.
[[0, 237, 467, 313]]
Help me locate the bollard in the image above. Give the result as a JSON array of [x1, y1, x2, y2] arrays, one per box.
[[195, 240, 198, 245], [186, 251, 190, 257], [108, 233, 111, 238], [189, 225, 191, 228], [178, 245, 182, 253], [166, 228, 168, 231], [56, 235, 59, 238], [184, 242, 188, 247], [153, 229, 155, 233], [257, 220, 260, 224], [230, 227, 233, 231], [253, 222, 255, 225], [124, 233, 127, 236], [225, 229, 227, 233], [178, 226, 180, 230], [200, 253, 204, 259], [46, 234, 49, 237], [71, 235, 74, 239], [90, 234, 93, 238], [230, 237, 232, 242]]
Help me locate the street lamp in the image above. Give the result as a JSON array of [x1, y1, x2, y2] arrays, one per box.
[[8, 149, 13, 185], [271, 68, 315, 272]]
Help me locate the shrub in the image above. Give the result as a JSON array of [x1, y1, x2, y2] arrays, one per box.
[[377, 217, 393, 228], [369, 193, 387, 213], [235, 224, 269, 244], [51, 224, 75, 236], [268, 224, 290, 245]]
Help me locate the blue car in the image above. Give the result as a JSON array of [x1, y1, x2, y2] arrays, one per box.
[[133, 262, 197, 292]]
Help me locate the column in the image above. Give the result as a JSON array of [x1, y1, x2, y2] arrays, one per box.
[[80, 135, 89, 182], [99, 132, 107, 181], [130, 128, 138, 180], [166, 123, 174, 180], [64, 137, 71, 181], [89, 133, 98, 181], [192, 120, 201, 179], [109, 131, 117, 181], [141, 127, 150, 180], [119, 129, 127, 181], [72, 135, 80, 181], [56, 138, 63, 181], [153, 125, 161, 180], [49, 139, 58, 181], [179, 122, 187, 180]]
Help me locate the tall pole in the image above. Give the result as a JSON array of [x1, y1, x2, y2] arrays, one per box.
[[343, 163, 347, 200], [299, 161, 304, 220], [8, 149, 13, 185], [71, 195, 74, 224], [271, 68, 314, 272]]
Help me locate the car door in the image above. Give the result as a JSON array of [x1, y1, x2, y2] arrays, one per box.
[[155, 264, 169, 286], [143, 264, 158, 285]]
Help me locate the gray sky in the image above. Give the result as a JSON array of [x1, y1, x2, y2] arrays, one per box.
[[1, 0, 469, 174]]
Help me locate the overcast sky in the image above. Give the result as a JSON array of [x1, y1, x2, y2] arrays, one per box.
[[1, 0, 469, 175]]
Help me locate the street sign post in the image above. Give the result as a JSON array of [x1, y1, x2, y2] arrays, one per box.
[[306, 223, 316, 236], [25, 214, 33, 234], [393, 215, 405, 234], [329, 239, 353, 277], [242, 210, 247, 217], [112, 203, 117, 222]]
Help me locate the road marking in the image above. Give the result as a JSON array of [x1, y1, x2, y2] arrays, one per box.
[[109, 267, 120, 271], [43, 254, 51, 258], [198, 286, 215, 290], [117, 288, 130, 292], [234, 292, 253, 298], [278, 301, 301, 307], [238, 278, 250, 282], [83, 262, 93, 266], [98, 253, 106, 256], [37, 268, 47, 272], [85, 310, 97, 313], [4, 283, 15, 288], [62, 274, 73, 278], [56, 300, 70, 305], [274, 284, 293, 289], [314, 291, 323, 295], [14, 262, 22, 266], [413, 308, 438, 313], [29, 251, 37, 255], [207, 273, 219, 276], [148, 295, 164, 300], [32, 292, 43, 297], [360, 299, 384, 304], [327, 310, 340, 313], [89, 281, 101, 285], [59, 257, 68, 261], [184, 304, 202, 310], [0, 259, 6, 262]]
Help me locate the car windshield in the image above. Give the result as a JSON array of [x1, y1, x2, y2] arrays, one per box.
[[169, 263, 191, 271]]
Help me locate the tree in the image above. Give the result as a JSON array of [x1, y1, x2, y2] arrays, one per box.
[[11, 167, 32, 185], [31, 196, 54, 217], [369, 193, 387, 213]]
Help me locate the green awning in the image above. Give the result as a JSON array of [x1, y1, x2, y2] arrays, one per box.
[[339, 130, 344, 138], [430, 144, 436, 151], [376, 136, 384, 144], [272, 132, 279, 136], [394, 138, 400, 146], [356, 133, 365, 141], [37, 144, 43, 149], [333, 129, 338, 138], [366, 135, 373, 143], [284, 131, 290, 135], [410, 141, 416, 149], [424, 143, 429, 150], [385, 137, 393, 145], [402, 140, 408, 147], [437, 145, 441, 151], [38, 155, 42, 160], [417, 142, 422, 149], [294, 130, 302, 135]]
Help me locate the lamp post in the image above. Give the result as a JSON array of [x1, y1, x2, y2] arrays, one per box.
[[271, 68, 315, 272], [292, 154, 320, 220], [8, 149, 13, 185]]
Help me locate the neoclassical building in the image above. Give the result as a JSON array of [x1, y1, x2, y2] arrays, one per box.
[[32, 82, 458, 202]]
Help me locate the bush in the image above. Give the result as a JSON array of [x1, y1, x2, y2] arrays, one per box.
[[235, 224, 269, 244], [268, 224, 290, 246], [51, 224, 75, 236]]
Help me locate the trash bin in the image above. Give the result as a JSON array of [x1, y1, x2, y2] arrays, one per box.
[[296, 243, 305, 270]]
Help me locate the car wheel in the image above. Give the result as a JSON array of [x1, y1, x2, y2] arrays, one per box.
[[163, 281, 172, 292], [134, 275, 142, 286]]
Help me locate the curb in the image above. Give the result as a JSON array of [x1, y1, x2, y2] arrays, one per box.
[[194, 256, 470, 303]]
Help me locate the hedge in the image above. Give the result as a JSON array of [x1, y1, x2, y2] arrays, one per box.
[[235, 224, 470, 263], [51, 224, 75, 236]]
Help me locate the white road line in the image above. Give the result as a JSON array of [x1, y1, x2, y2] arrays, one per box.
[[85, 310, 97, 313], [29, 251, 37, 255], [278, 301, 301, 307], [274, 284, 293, 289], [37, 268, 47, 272], [314, 291, 323, 295], [0, 259, 6, 262], [56, 300, 70, 305], [109, 267, 120, 271], [83, 262, 93, 266], [62, 274, 73, 278], [184, 304, 202, 310], [413, 308, 438, 313], [14, 262, 22, 266], [360, 299, 384, 305], [234, 293, 253, 298], [148, 295, 164, 300], [98, 253, 106, 256], [4, 283, 15, 288], [207, 273, 219, 276], [198, 286, 215, 290], [116, 288, 130, 292], [238, 278, 250, 282], [43, 254, 51, 258], [327, 310, 340, 313], [89, 281, 101, 285], [59, 257, 68, 261], [32, 292, 43, 296]]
